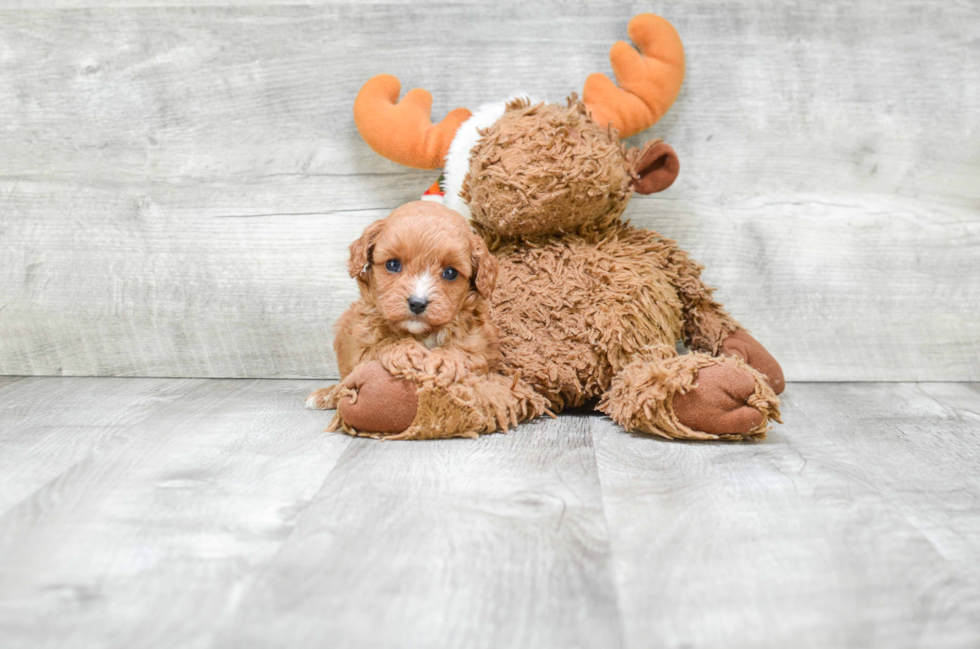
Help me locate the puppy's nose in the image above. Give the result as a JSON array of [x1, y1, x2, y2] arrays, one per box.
[[408, 296, 429, 315]]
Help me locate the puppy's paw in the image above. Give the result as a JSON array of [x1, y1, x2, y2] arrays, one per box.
[[305, 386, 339, 410]]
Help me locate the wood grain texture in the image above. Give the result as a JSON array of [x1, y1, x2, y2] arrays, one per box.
[[1, 377, 980, 646], [0, 378, 352, 649], [0, 376, 202, 513], [592, 382, 980, 649], [213, 412, 623, 649], [7, 0, 485, 6], [1, 2, 978, 379], [0, 377, 26, 390]]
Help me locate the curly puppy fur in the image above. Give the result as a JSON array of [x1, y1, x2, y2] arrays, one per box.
[[463, 99, 780, 440], [307, 201, 549, 439]]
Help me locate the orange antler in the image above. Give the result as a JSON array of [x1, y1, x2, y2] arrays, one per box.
[[353, 74, 472, 169], [582, 14, 685, 139]]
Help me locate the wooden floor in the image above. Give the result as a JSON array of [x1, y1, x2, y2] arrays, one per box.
[[0, 378, 977, 648]]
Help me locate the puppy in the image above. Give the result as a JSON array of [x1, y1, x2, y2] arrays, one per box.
[[306, 200, 499, 412]]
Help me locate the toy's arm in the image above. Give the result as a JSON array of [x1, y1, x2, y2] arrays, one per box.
[[376, 341, 490, 383], [664, 244, 742, 354], [664, 244, 785, 394]]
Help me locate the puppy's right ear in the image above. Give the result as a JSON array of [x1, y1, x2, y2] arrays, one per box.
[[348, 219, 386, 278], [470, 234, 498, 299]]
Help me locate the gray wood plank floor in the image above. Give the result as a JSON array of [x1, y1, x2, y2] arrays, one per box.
[[0, 379, 978, 648]]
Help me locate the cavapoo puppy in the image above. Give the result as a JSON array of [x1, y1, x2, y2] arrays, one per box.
[[305, 200, 503, 435]]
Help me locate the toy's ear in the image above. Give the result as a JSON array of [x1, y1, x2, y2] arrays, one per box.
[[348, 219, 386, 278], [470, 234, 498, 299], [631, 141, 680, 194]]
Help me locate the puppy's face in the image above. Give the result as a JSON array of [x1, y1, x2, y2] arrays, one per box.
[[348, 202, 497, 336]]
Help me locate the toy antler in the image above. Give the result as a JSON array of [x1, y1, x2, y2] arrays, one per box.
[[583, 14, 685, 139], [353, 74, 473, 169]]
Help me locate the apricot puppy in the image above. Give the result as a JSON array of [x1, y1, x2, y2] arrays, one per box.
[[305, 200, 499, 433]]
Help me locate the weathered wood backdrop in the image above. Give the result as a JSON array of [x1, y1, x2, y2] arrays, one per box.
[[1, 1, 977, 380]]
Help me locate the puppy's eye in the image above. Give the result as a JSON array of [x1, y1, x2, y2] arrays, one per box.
[[441, 267, 458, 281], [385, 259, 401, 273]]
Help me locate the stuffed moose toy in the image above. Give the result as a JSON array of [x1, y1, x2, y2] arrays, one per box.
[[313, 13, 784, 440]]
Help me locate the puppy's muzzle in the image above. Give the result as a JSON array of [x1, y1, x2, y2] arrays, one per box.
[[408, 297, 429, 315]]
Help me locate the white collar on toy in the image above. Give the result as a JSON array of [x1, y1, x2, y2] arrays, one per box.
[[421, 95, 532, 220]]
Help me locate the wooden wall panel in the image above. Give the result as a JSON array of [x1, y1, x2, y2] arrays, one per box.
[[1, 2, 977, 379]]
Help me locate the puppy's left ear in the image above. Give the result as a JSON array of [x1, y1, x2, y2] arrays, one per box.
[[470, 234, 498, 299], [348, 219, 386, 278]]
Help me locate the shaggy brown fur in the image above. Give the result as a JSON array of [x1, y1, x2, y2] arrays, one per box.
[[461, 99, 781, 439], [464, 98, 633, 238], [600, 347, 780, 441]]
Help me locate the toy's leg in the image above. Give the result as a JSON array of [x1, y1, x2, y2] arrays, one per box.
[[598, 346, 781, 441], [316, 360, 549, 440]]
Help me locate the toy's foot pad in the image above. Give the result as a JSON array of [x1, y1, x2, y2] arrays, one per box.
[[673, 363, 763, 435], [337, 361, 418, 434]]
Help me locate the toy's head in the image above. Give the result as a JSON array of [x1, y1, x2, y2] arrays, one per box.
[[353, 14, 684, 238]]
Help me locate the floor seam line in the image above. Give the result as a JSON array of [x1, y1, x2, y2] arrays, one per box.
[[586, 416, 631, 649]]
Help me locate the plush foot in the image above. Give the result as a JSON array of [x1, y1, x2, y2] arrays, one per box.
[[721, 331, 785, 394], [336, 361, 418, 435], [673, 362, 766, 435], [600, 349, 780, 441]]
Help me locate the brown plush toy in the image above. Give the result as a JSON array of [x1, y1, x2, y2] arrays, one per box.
[[333, 13, 784, 440]]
